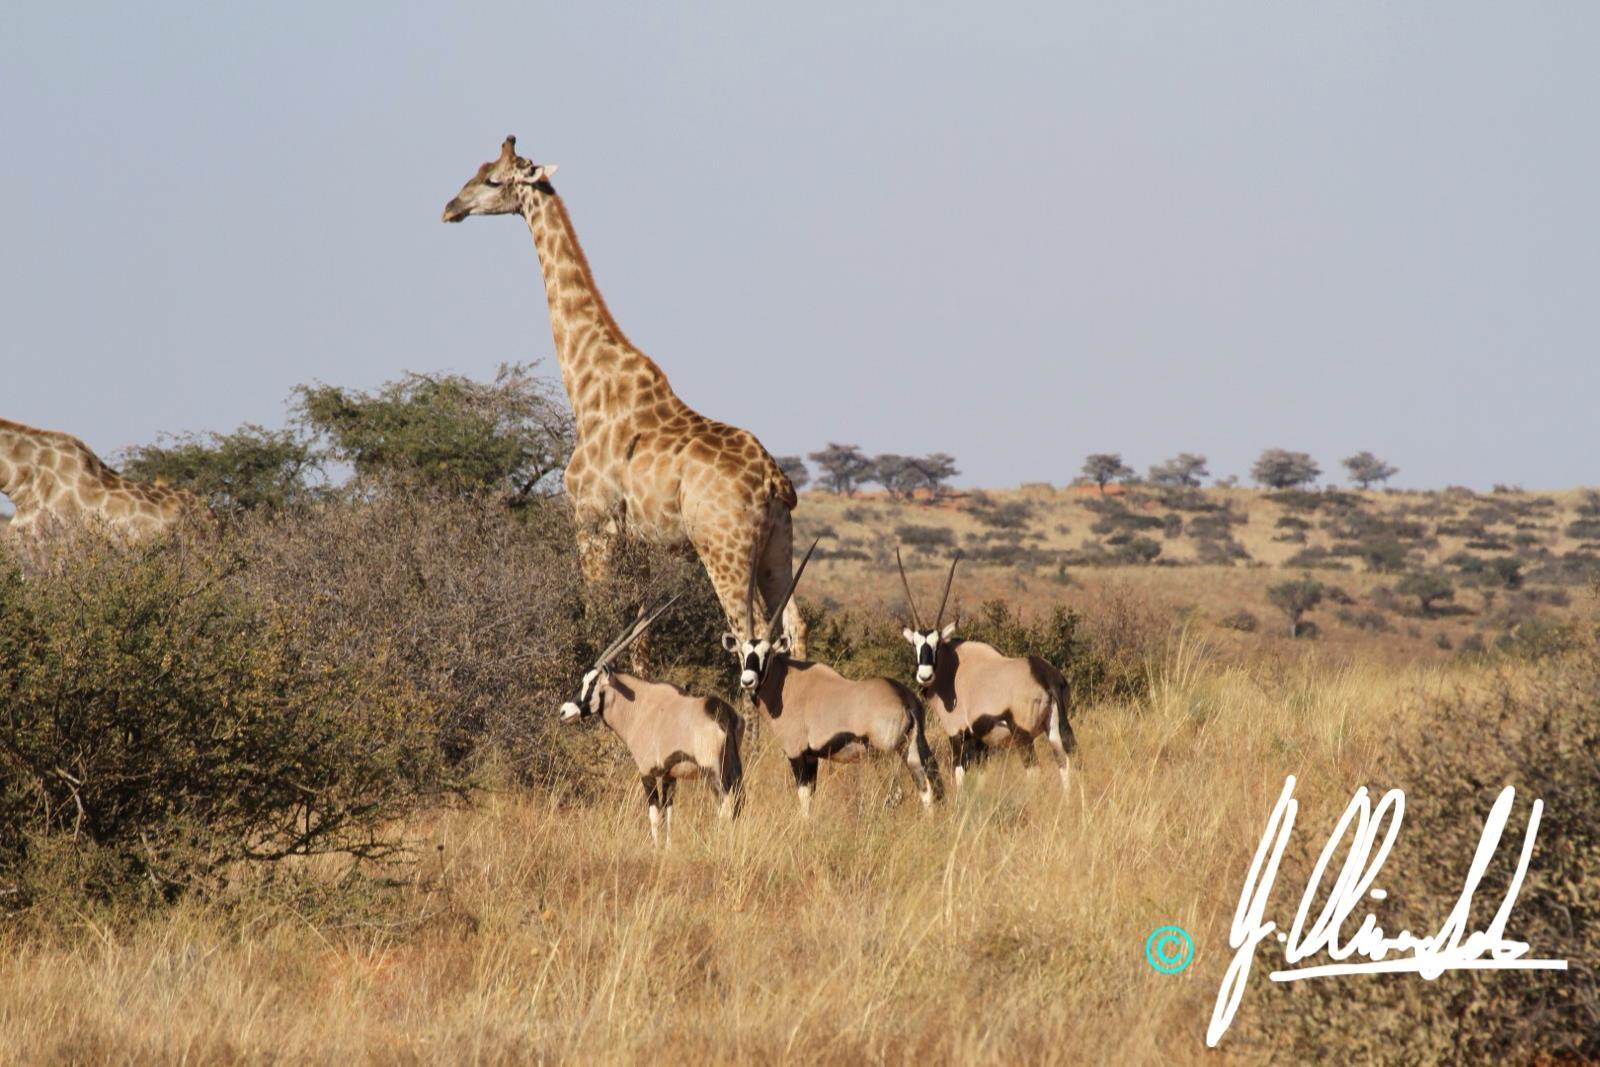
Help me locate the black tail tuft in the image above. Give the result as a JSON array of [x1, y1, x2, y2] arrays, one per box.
[[720, 705, 745, 818]]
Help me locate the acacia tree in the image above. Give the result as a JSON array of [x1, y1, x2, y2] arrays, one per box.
[[1082, 453, 1133, 493], [295, 363, 572, 499], [1267, 575, 1324, 638], [1396, 573, 1455, 617], [869, 454, 924, 500], [1343, 451, 1398, 490], [1148, 453, 1209, 488], [807, 443, 873, 496], [775, 455, 810, 492], [119, 424, 321, 514], [1252, 449, 1321, 490], [909, 453, 960, 499]]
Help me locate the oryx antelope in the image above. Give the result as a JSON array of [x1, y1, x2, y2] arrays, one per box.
[[724, 541, 944, 815], [898, 551, 1075, 794], [561, 596, 745, 845]]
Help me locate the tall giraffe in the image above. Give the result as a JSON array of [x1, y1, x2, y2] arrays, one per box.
[[0, 417, 209, 543], [443, 137, 806, 655]]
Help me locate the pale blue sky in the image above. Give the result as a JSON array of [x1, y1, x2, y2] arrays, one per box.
[[2, 2, 1595, 491]]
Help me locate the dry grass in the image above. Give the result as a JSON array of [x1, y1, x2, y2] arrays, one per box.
[[0, 637, 1477, 1065]]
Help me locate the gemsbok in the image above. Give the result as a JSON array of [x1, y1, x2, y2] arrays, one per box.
[[723, 541, 944, 816], [897, 551, 1076, 794], [560, 596, 745, 845]]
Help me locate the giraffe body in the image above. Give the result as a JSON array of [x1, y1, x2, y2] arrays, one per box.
[[0, 418, 208, 543], [444, 138, 806, 652]]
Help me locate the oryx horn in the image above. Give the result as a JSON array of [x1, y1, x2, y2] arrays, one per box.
[[764, 537, 820, 640], [595, 593, 681, 669], [934, 552, 962, 629], [895, 547, 924, 630]]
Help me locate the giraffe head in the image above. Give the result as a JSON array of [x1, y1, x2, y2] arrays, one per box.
[[442, 136, 558, 223], [723, 539, 819, 692]]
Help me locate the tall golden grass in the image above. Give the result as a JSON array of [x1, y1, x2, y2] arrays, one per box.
[[0, 633, 1481, 1065]]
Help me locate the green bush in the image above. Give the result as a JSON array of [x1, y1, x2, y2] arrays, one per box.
[[1395, 572, 1455, 616], [801, 594, 1158, 709], [0, 539, 448, 911], [1267, 576, 1324, 638], [118, 424, 320, 514], [895, 523, 956, 550], [294, 363, 571, 498]]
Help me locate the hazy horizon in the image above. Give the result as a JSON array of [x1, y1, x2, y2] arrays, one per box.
[[2, 3, 1596, 495]]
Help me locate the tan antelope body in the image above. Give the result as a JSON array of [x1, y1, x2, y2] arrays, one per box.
[[560, 599, 743, 845], [727, 540, 943, 815], [924, 639, 1074, 792], [899, 552, 1075, 793], [750, 655, 942, 815]]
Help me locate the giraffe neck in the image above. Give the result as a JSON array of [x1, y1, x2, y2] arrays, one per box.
[[519, 188, 673, 431]]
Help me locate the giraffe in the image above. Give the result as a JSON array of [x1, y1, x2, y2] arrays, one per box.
[[0, 417, 210, 544], [443, 136, 807, 656]]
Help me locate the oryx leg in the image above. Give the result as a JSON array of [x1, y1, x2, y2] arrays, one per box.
[[901, 710, 943, 807], [949, 730, 971, 793], [641, 775, 664, 848], [1046, 695, 1074, 796], [660, 778, 677, 845], [714, 723, 745, 821], [789, 753, 819, 817], [1016, 721, 1040, 776]]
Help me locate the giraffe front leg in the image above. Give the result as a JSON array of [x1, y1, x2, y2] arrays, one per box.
[[574, 521, 615, 587], [757, 512, 807, 658]]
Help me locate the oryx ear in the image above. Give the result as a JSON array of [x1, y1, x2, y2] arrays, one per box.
[[902, 627, 917, 644], [772, 634, 791, 654], [721, 633, 740, 652], [941, 622, 957, 640]]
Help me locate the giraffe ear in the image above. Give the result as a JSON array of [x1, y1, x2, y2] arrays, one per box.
[[515, 163, 557, 185]]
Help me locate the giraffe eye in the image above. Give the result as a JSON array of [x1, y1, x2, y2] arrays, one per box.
[[484, 179, 502, 188]]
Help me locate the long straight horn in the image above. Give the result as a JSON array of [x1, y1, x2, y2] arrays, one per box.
[[895, 548, 924, 630], [592, 613, 642, 668], [765, 538, 820, 640], [745, 542, 759, 641], [596, 593, 681, 669], [934, 552, 961, 629]]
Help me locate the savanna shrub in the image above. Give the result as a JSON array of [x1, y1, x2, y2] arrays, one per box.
[[0, 538, 448, 910], [800, 589, 1162, 709], [1250, 636, 1600, 1060], [229, 492, 732, 782], [894, 523, 956, 550], [1219, 610, 1259, 633]]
